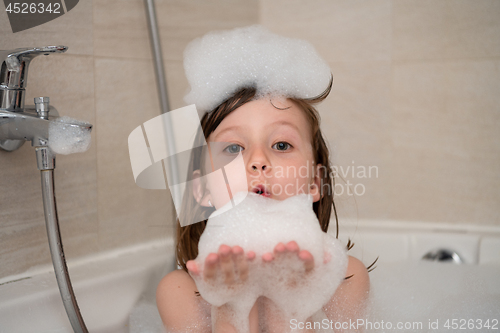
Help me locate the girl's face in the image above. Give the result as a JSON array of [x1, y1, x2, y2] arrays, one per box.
[[195, 97, 323, 209]]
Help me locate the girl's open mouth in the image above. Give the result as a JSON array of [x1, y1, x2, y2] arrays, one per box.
[[252, 184, 271, 197]]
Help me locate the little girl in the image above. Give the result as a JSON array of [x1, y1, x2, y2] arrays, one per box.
[[156, 26, 370, 332]]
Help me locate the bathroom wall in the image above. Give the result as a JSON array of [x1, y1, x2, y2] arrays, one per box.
[[260, 0, 500, 227], [0, 0, 258, 278], [1, 0, 498, 279]]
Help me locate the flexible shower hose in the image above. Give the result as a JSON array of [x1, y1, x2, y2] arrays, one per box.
[[39, 147, 88, 333]]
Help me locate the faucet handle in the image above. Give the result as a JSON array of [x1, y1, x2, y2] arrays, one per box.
[[0, 46, 68, 89], [0, 46, 67, 111]]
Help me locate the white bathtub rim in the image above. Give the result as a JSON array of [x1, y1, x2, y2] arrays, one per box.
[[0, 237, 174, 286], [336, 218, 500, 235]]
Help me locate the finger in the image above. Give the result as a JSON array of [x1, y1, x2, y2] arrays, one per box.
[[233, 246, 249, 281], [219, 245, 235, 284], [247, 251, 256, 261], [274, 242, 286, 256], [286, 241, 299, 253], [232, 245, 244, 256], [186, 260, 199, 276], [204, 253, 218, 280], [299, 250, 314, 272], [262, 252, 274, 262]]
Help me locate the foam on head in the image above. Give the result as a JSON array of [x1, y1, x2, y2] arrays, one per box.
[[193, 192, 348, 332], [183, 25, 332, 113], [48, 116, 92, 155]]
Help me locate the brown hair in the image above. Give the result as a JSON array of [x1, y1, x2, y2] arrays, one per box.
[[176, 80, 338, 272]]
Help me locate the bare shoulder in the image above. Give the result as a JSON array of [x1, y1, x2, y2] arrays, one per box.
[[156, 269, 211, 332], [157, 269, 196, 296], [323, 256, 370, 323], [345, 256, 370, 292]]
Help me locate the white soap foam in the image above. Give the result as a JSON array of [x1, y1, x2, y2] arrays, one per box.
[[129, 302, 166, 333], [48, 116, 92, 155], [183, 25, 332, 113], [192, 192, 348, 332]]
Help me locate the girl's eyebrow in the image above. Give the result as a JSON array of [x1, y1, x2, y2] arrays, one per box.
[[213, 126, 242, 140], [268, 121, 301, 134], [213, 121, 300, 141]]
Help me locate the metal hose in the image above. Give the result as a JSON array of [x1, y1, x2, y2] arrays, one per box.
[[38, 147, 88, 333]]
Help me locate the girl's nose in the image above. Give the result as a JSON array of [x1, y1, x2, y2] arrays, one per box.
[[251, 164, 268, 172], [247, 148, 271, 174]]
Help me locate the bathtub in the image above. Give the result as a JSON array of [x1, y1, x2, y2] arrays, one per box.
[[0, 240, 174, 333], [0, 222, 499, 333], [338, 220, 500, 333]]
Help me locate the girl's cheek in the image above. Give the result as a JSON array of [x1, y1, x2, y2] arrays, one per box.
[[206, 156, 249, 208], [272, 168, 313, 198], [221, 153, 249, 200], [206, 170, 232, 208]]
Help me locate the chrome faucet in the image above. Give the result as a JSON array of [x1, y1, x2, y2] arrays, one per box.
[[0, 46, 90, 333], [0, 46, 75, 152]]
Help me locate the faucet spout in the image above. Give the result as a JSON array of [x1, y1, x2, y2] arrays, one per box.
[[0, 105, 54, 150], [0, 97, 92, 153]]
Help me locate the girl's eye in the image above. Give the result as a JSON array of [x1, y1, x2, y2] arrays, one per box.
[[272, 142, 292, 151], [223, 144, 243, 154]]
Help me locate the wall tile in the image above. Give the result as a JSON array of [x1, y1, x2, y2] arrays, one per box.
[[446, 0, 500, 59], [94, 57, 175, 251], [0, 144, 51, 277], [389, 61, 460, 222], [393, 0, 449, 61], [0, 0, 93, 56], [394, 0, 500, 61], [156, 0, 259, 61], [260, 0, 392, 62], [93, 0, 152, 59], [391, 61, 449, 151], [320, 61, 393, 220], [445, 60, 500, 224], [164, 61, 189, 110], [390, 60, 500, 225]]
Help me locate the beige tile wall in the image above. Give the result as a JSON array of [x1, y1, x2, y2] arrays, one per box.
[[0, 0, 258, 278], [1, 0, 498, 278], [260, 0, 500, 226]]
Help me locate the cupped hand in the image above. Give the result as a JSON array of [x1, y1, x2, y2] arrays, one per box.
[[187, 244, 256, 285], [261, 241, 332, 289], [261, 241, 316, 272]]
